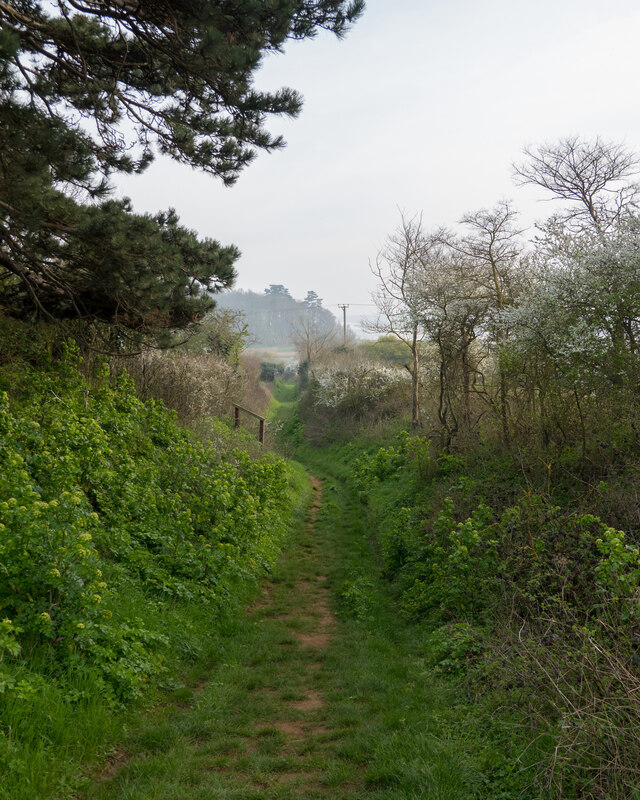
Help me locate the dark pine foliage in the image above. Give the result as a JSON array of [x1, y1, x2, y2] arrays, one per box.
[[0, 0, 363, 336]]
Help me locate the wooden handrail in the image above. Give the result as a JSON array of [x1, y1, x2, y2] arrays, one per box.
[[233, 403, 265, 443], [232, 403, 265, 421]]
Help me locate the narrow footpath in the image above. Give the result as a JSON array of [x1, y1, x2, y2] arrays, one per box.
[[84, 470, 480, 800]]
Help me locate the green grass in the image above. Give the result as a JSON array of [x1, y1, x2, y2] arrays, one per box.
[[271, 379, 299, 406], [75, 446, 501, 799], [9, 379, 543, 799]]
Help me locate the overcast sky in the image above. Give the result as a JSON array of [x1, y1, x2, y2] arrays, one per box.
[[114, 0, 640, 332]]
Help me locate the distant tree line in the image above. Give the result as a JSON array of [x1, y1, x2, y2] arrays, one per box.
[[217, 285, 342, 350]]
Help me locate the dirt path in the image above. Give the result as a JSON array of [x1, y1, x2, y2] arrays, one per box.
[[240, 474, 339, 795], [87, 473, 366, 800], [84, 468, 479, 800]]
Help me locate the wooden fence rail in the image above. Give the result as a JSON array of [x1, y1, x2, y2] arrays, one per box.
[[233, 403, 265, 444]]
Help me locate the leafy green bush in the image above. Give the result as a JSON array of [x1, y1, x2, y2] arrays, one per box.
[[356, 435, 640, 627], [423, 622, 483, 675], [353, 431, 432, 493], [0, 346, 293, 704], [379, 506, 415, 579], [353, 435, 640, 797], [339, 573, 377, 622], [388, 492, 640, 626]]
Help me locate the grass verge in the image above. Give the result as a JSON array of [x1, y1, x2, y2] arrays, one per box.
[[76, 445, 499, 799]]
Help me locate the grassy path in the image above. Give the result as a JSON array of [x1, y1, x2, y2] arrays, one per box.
[[81, 461, 482, 799]]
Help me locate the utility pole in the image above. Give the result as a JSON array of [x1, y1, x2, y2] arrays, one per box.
[[338, 304, 349, 346]]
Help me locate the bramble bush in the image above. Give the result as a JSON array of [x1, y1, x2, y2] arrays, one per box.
[[373, 488, 640, 627], [353, 431, 431, 491], [355, 437, 640, 623]]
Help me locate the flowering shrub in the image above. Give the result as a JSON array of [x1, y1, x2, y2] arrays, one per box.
[[111, 349, 241, 424], [311, 363, 410, 412], [301, 362, 411, 440]]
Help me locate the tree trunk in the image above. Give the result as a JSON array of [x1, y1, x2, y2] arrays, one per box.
[[411, 325, 421, 430], [499, 366, 510, 447], [461, 328, 472, 429]]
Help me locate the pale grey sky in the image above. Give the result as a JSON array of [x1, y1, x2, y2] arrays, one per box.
[[114, 0, 640, 332]]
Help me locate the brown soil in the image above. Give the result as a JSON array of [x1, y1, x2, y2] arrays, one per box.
[[292, 691, 324, 712], [93, 749, 130, 784]]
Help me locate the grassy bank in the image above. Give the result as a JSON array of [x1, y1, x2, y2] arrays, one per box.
[[0, 353, 310, 800], [300, 429, 640, 799]]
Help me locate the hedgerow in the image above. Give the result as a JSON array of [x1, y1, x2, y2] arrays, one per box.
[[0, 342, 295, 795], [353, 433, 640, 798]]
